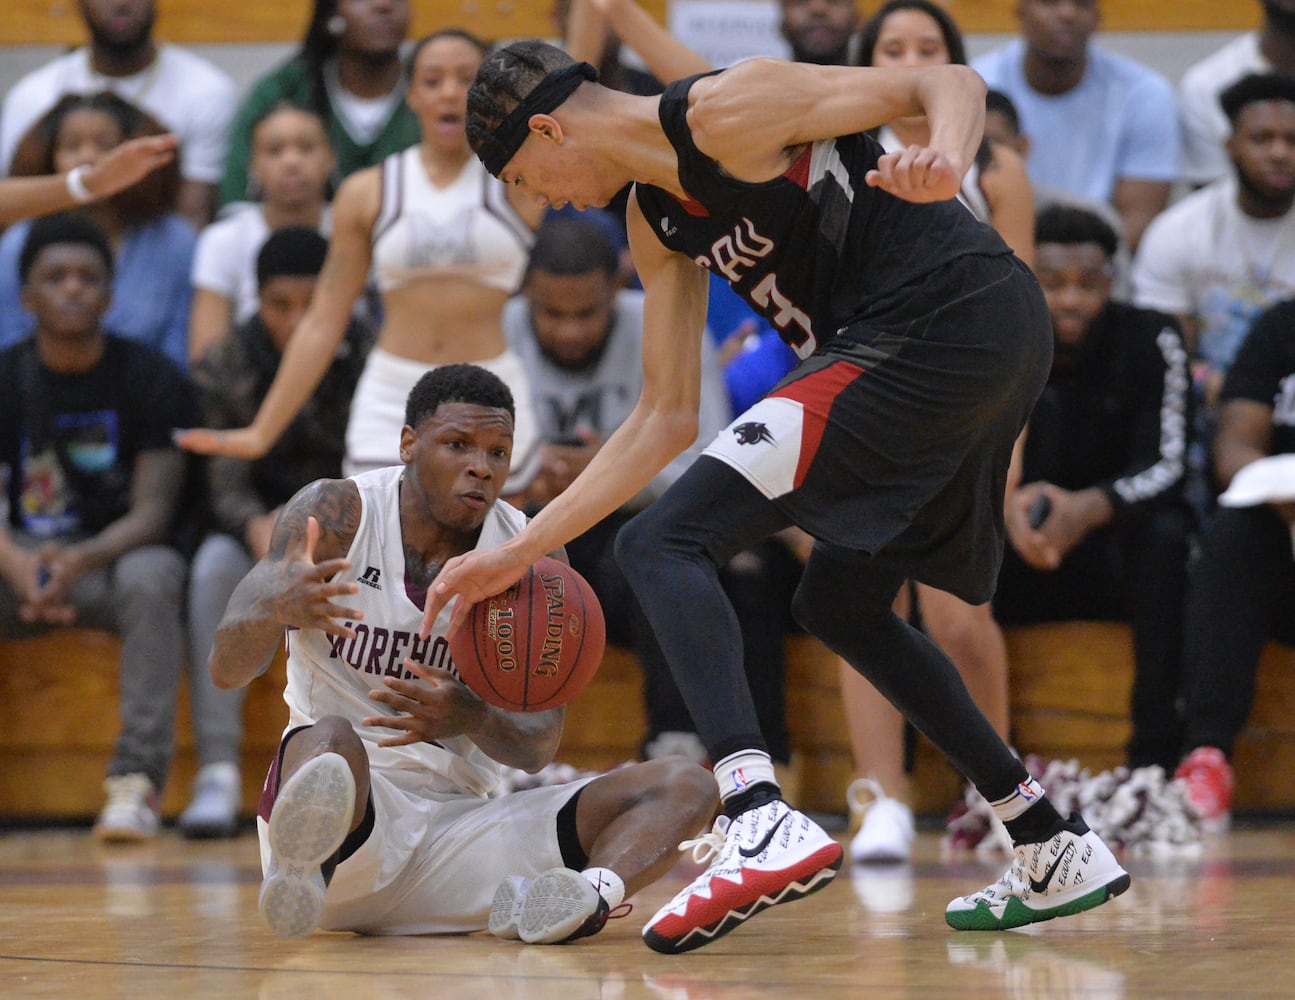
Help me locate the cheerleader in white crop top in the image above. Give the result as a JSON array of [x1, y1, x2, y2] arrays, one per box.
[[174, 31, 546, 495]]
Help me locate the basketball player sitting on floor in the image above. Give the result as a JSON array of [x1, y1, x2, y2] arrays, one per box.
[[206, 363, 717, 940]]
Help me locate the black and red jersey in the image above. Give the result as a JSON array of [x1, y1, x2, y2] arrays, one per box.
[[634, 73, 1011, 360]]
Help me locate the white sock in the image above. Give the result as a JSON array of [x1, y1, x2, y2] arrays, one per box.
[[988, 776, 1046, 823], [581, 867, 624, 908], [713, 749, 778, 804]]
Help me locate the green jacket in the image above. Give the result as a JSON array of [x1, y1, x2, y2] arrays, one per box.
[[218, 57, 421, 208]]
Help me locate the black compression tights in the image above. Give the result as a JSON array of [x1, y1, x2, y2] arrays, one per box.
[[615, 456, 1027, 802]]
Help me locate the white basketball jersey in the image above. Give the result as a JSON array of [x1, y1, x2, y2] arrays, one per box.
[[282, 466, 530, 797]]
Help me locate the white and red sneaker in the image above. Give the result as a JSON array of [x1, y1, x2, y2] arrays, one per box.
[[642, 800, 843, 954]]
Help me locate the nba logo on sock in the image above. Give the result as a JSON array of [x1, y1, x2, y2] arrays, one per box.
[[1017, 780, 1038, 803], [733, 768, 748, 791]]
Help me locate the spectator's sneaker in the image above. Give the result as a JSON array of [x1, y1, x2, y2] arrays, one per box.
[[179, 762, 241, 839], [258, 752, 355, 938], [847, 778, 915, 865], [642, 800, 843, 954], [94, 773, 160, 842], [1174, 746, 1233, 832], [945, 813, 1131, 931], [643, 731, 710, 766]]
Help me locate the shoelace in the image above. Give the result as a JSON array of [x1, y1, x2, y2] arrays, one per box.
[[678, 816, 731, 864], [104, 775, 153, 810], [607, 902, 633, 922], [846, 777, 889, 818]]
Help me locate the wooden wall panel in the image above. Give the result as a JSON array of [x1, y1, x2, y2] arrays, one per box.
[[1, 1, 1261, 48]]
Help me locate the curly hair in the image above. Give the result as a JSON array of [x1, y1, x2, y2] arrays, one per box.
[[465, 39, 574, 163], [405, 363, 515, 429], [1035, 204, 1120, 259], [8, 92, 180, 227], [19, 212, 115, 285]]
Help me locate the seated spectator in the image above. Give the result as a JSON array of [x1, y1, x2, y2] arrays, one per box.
[[1179, 0, 1295, 188], [777, 0, 860, 65], [0, 93, 195, 368], [505, 216, 799, 774], [181, 226, 370, 838], [219, 0, 419, 211], [1133, 74, 1295, 406], [995, 205, 1195, 772], [0, 133, 176, 226], [0, 0, 236, 228], [189, 104, 336, 362], [0, 214, 195, 841], [1175, 296, 1295, 829], [982, 85, 1133, 301], [1134, 73, 1295, 512], [972, 0, 1178, 250]]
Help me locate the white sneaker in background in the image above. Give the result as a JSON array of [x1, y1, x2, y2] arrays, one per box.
[[847, 778, 915, 865], [642, 731, 709, 766], [94, 773, 159, 842], [179, 761, 241, 839]]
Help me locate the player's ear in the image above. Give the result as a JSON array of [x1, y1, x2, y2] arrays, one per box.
[[528, 114, 564, 144], [399, 424, 416, 465]]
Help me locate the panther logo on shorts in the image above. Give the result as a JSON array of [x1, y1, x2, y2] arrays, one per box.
[[733, 421, 775, 446]]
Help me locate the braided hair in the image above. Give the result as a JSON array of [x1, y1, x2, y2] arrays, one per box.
[[465, 40, 574, 165]]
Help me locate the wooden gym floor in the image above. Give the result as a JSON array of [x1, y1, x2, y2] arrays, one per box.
[[2, 820, 1292, 998]]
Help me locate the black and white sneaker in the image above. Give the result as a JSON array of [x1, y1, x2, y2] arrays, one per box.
[[945, 813, 1131, 931]]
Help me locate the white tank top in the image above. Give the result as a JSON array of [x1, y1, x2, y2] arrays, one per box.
[[370, 147, 534, 293], [282, 466, 530, 797]]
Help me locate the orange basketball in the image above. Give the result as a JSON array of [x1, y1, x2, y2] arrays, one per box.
[[447, 556, 606, 712]]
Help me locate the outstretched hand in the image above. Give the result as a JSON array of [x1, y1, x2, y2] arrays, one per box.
[[172, 425, 269, 459], [83, 134, 178, 201], [420, 546, 532, 639], [267, 515, 361, 637], [865, 146, 963, 203]]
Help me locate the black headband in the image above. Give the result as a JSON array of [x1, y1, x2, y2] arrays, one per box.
[[480, 61, 599, 177]]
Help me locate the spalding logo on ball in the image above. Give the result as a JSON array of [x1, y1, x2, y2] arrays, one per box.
[[447, 556, 606, 712]]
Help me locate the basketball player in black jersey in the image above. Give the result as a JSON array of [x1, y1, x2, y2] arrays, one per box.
[[423, 40, 1131, 954]]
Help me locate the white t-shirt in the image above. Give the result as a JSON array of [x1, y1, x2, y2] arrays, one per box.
[[0, 44, 237, 184], [1178, 33, 1266, 187], [973, 41, 1180, 203], [191, 204, 334, 324], [1131, 176, 1295, 373]]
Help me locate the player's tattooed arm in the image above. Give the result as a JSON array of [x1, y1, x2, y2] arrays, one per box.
[[209, 479, 363, 690]]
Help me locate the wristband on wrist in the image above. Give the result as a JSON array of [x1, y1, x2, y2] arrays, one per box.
[[65, 165, 95, 204]]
